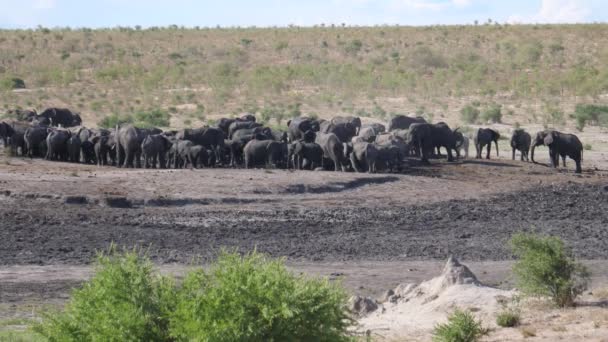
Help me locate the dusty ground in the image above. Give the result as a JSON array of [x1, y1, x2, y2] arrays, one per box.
[[1, 147, 608, 340]]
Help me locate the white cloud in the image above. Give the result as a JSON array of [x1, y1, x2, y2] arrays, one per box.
[[508, 0, 590, 24], [391, 0, 473, 11], [452, 0, 472, 7]]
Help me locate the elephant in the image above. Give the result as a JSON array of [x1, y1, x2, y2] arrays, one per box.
[[271, 129, 288, 143], [24, 125, 48, 158], [406, 123, 433, 163], [331, 116, 361, 135], [388, 115, 426, 131], [228, 121, 262, 139], [315, 132, 348, 171], [187, 145, 211, 169], [511, 129, 531, 161], [176, 127, 225, 165], [6, 109, 37, 122], [362, 123, 386, 134], [455, 135, 469, 159], [428, 123, 459, 162], [243, 139, 286, 169], [350, 142, 378, 173], [115, 125, 161, 168], [172, 140, 194, 168], [46, 129, 71, 161], [141, 134, 172, 169], [289, 141, 323, 170], [81, 140, 96, 164], [66, 135, 82, 163], [531, 130, 583, 174], [227, 129, 272, 167], [320, 121, 357, 143], [355, 126, 378, 143], [239, 113, 256, 122], [475, 128, 500, 159], [374, 143, 401, 172], [38, 108, 82, 127], [0, 121, 15, 147], [287, 117, 320, 142], [92, 135, 111, 166]]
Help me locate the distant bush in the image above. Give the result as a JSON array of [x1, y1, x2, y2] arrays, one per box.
[[460, 104, 480, 124], [0, 77, 25, 90], [134, 109, 171, 127], [496, 309, 520, 328], [510, 233, 590, 307], [410, 46, 447, 71], [481, 103, 502, 123], [344, 39, 363, 55], [97, 113, 133, 128], [573, 104, 608, 131], [584, 143, 592, 151], [34, 247, 175, 341], [433, 309, 486, 342]]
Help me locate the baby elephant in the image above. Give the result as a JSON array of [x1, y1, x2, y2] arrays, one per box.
[[289, 141, 323, 170], [350, 142, 379, 173], [510, 129, 531, 161]]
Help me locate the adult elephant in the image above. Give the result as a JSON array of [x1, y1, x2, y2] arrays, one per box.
[[81, 140, 96, 164], [531, 130, 582, 174], [46, 129, 71, 161], [0, 122, 15, 147], [287, 117, 320, 142], [315, 132, 348, 171], [39, 108, 82, 127], [243, 139, 286, 169], [350, 142, 378, 173], [388, 115, 426, 131], [176, 127, 225, 164], [228, 121, 262, 139], [475, 128, 500, 159], [66, 135, 82, 163], [141, 134, 172, 169], [289, 141, 323, 170], [331, 116, 361, 135], [355, 126, 378, 143], [92, 135, 111, 166], [320, 121, 357, 143], [406, 123, 433, 163], [511, 129, 531, 161], [428, 123, 459, 162], [24, 126, 48, 158], [116, 125, 161, 168]]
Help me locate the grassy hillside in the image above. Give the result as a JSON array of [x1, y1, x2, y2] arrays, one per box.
[[1, 24, 608, 129]]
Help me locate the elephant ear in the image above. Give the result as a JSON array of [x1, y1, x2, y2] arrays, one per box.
[[544, 132, 554, 145]]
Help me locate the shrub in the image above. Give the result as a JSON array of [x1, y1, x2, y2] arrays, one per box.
[[481, 103, 502, 123], [584, 143, 592, 151], [496, 310, 520, 327], [0, 77, 26, 90], [33, 247, 175, 341], [433, 309, 486, 342], [97, 113, 133, 128], [134, 109, 171, 127], [510, 233, 590, 307], [170, 251, 353, 342], [461, 104, 480, 124], [573, 104, 608, 131]]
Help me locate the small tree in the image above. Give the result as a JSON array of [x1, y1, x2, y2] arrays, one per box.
[[433, 309, 486, 342], [481, 103, 502, 123], [461, 104, 480, 124], [510, 233, 590, 307]]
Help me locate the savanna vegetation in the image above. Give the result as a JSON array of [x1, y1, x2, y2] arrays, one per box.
[[1, 24, 608, 129]]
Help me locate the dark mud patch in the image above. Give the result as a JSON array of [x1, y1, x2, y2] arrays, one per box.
[[1, 182, 607, 265], [283, 176, 400, 194]]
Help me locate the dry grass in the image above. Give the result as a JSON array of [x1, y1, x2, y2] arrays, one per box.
[[1, 24, 608, 128]]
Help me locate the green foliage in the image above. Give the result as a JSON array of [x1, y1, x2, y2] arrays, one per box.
[[97, 113, 133, 128], [481, 103, 502, 123], [543, 102, 565, 126], [573, 104, 608, 131], [510, 233, 590, 307], [33, 249, 352, 342], [133, 109, 171, 127], [33, 246, 175, 341], [0, 77, 26, 90], [433, 309, 486, 342], [460, 104, 480, 124], [170, 251, 352, 341], [496, 310, 520, 328], [344, 39, 363, 55], [584, 143, 592, 151]]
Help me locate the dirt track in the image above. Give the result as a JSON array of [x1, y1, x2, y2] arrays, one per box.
[[0, 155, 606, 265]]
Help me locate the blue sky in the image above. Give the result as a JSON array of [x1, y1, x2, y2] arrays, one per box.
[[0, 0, 606, 29]]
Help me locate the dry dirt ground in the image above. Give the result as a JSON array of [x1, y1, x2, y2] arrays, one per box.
[[1, 147, 608, 340]]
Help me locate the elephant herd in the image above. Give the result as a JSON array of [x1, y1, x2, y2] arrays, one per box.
[[0, 110, 584, 174]]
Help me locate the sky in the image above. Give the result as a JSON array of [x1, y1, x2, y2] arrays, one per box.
[[0, 0, 606, 29]]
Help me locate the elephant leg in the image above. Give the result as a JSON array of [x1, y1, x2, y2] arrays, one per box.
[[447, 148, 454, 162], [575, 159, 582, 174], [512, 148, 515, 160], [485, 144, 491, 159], [562, 155, 566, 167], [520, 150, 524, 161], [350, 154, 360, 173]]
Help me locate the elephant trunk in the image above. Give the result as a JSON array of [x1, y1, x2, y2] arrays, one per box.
[[495, 140, 499, 157], [530, 143, 536, 163]]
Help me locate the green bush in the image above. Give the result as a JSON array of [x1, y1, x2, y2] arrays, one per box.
[[134, 109, 171, 127], [573, 104, 608, 131], [481, 103, 502, 123], [0, 77, 26, 90], [433, 309, 486, 342], [170, 251, 352, 342], [460, 104, 480, 124], [496, 310, 520, 328], [33, 247, 175, 341], [97, 113, 133, 128], [510, 233, 590, 307]]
